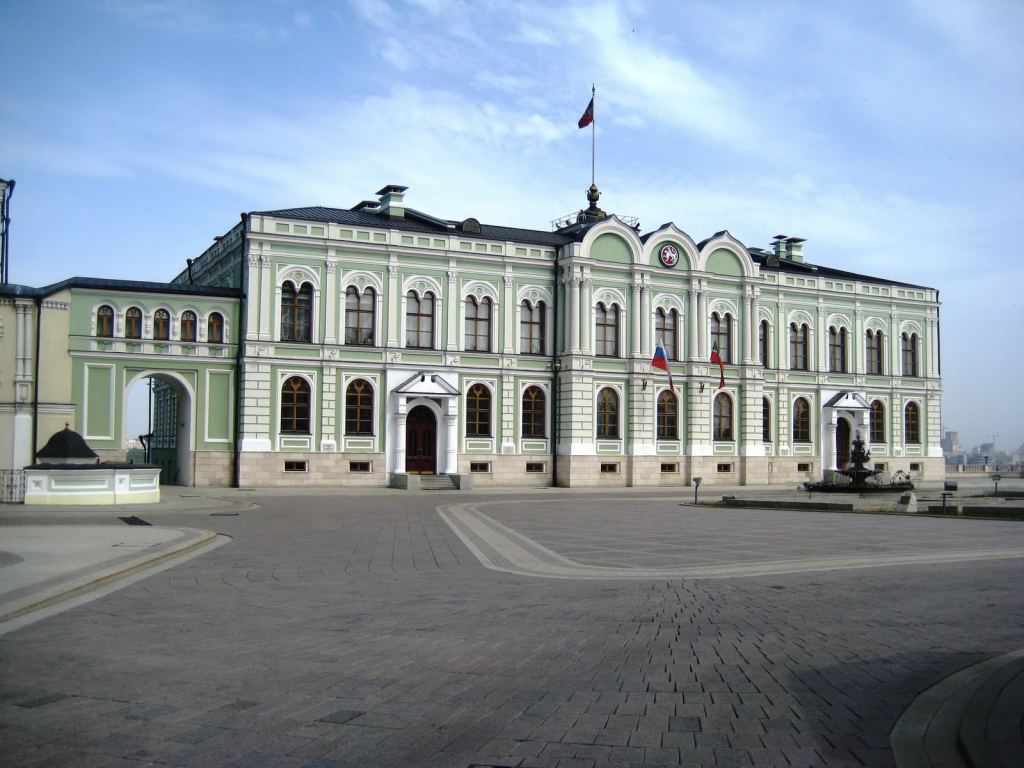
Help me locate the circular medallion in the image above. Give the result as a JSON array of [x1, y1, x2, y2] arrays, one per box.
[[659, 244, 679, 268]]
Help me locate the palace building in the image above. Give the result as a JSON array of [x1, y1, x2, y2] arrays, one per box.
[[1, 183, 943, 489]]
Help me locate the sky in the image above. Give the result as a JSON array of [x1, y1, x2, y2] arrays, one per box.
[[2, 0, 1022, 452]]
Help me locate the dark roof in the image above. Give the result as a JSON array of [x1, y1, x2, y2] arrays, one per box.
[[37, 426, 98, 460], [0, 277, 242, 300], [253, 205, 576, 248], [748, 251, 932, 291]]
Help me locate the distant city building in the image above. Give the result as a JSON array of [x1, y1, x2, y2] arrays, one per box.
[[941, 430, 960, 455], [1, 183, 944, 488]]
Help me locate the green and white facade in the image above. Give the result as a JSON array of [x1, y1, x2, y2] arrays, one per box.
[[3, 184, 943, 488], [168, 184, 943, 487]]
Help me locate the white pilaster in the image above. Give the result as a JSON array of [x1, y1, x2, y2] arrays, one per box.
[[631, 279, 642, 358], [324, 260, 338, 345], [570, 270, 581, 353]]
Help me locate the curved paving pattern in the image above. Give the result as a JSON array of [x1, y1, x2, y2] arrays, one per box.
[[440, 500, 1024, 580], [2, 492, 1024, 767]]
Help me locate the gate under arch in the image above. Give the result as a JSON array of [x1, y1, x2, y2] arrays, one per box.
[[125, 371, 194, 486]]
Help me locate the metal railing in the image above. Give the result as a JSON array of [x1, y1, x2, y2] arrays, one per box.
[[0, 469, 25, 503]]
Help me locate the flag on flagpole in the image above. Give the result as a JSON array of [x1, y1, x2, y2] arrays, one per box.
[[710, 341, 725, 389], [651, 343, 675, 392], [577, 96, 594, 128]]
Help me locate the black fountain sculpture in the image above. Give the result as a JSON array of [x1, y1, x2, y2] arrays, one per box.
[[804, 430, 914, 493]]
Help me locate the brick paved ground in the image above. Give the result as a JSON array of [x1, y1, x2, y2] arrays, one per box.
[[2, 491, 1023, 767]]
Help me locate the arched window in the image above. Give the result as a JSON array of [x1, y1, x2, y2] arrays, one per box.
[[280, 376, 311, 434], [345, 286, 375, 346], [905, 402, 921, 444], [466, 384, 491, 437], [656, 308, 678, 360], [793, 397, 811, 442], [406, 290, 434, 348], [597, 387, 619, 439], [790, 322, 809, 370], [866, 329, 883, 375], [181, 310, 197, 342], [521, 385, 545, 438], [711, 312, 731, 363], [465, 296, 492, 352], [345, 379, 373, 435], [762, 397, 771, 442], [595, 302, 619, 357], [870, 400, 886, 443], [759, 320, 770, 367], [713, 393, 733, 441], [125, 307, 142, 339], [657, 389, 678, 440], [902, 332, 918, 377], [520, 300, 545, 355], [281, 281, 313, 342], [207, 312, 224, 343], [96, 305, 114, 338], [829, 326, 847, 373], [153, 309, 170, 341]]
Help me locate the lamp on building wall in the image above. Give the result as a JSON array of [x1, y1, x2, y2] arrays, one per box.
[[642, 379, 648, 391]]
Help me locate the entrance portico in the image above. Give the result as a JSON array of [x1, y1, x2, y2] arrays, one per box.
[[388, 371, 460, 481], [822, 391, 871, 473]]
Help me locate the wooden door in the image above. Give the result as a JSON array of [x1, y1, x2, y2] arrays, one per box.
[[406, 406, 437, 474], [836, 418, 851, 469]]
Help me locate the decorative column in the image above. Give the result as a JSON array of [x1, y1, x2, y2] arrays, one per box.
[[630, 278, 641, 357], [826, 418, 838, 471], [324, 260, 338, 345], [570, 269, 581, 353], [502, 272, 515, 354], [446, 269, 459, 351], [640, 277, 651, 359], [252, 252, 268, 341], [395, 411, 407, 474], [688, 288, 698, 361], [743, 290, 754, 364], [927, 317, 939, 377], [854, 307, 865, 374], [386, 262, 399, 347], [749, 287, 761, 365], [890, 313, 900, 377], [816, 300, 827, 372], [580, 275, 592, 354], [561, 268, 572, 354], [698, 284, 708, 360], [777, 300, 787, 369], [445, 412, 458, 474]]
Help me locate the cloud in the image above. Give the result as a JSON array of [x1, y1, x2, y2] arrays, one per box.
[[348, 0, 395, 28]]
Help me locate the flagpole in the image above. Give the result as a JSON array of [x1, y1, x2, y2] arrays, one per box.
[[591, 83, 596, 187]]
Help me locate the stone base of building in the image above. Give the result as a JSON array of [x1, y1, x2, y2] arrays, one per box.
[[237, 451, 386, 487], [192, 451, 234, 486]]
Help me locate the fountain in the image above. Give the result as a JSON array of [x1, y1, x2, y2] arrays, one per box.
[[804, 430, 914, 493]]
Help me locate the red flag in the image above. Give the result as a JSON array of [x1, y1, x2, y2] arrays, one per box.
[[710, 340, 725, 389], [577, 97, 594, 128]]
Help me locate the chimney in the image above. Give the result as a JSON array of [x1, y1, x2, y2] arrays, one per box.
[[377, 185, 408, 219], [785, 236, 805, 263], [772, 234, 805, 263]]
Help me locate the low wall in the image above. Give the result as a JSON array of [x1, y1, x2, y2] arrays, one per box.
[[24, 465, 161, 505]]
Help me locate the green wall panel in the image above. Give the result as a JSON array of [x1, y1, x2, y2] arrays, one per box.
[[591, 234, 633, 264], [706, 248, 743, 277]]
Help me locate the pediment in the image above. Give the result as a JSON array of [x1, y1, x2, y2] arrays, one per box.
[[394, 371, 460, 397], [824, 391, 871, 410]]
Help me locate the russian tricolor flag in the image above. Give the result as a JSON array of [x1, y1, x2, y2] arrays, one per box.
[[651, 343, 675, 392]]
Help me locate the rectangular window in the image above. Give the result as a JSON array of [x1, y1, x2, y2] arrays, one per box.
[[660, 463, 678, 473], [600, 462, 619, 473], [797, 462, 812, 472], [348, 461, 371, 473], [470, 461, 491, 473], [716, 463, 733, 473], [909, 462, 921, 472], [284, 460, 308, 472], [525, 462, 545, 473], [866, 331, 883, 375], [874, 463, 887, 472]]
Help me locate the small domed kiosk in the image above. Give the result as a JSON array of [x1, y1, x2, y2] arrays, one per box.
[[24, 426, 161, 505]]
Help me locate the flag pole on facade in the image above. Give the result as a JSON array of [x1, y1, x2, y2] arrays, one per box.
[[710, 341, 725, 389], [651, 341, 675, 392], [578, 84, 596, 186]]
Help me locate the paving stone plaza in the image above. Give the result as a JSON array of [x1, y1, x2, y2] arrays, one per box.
[[2, 488, 1023, 767]]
